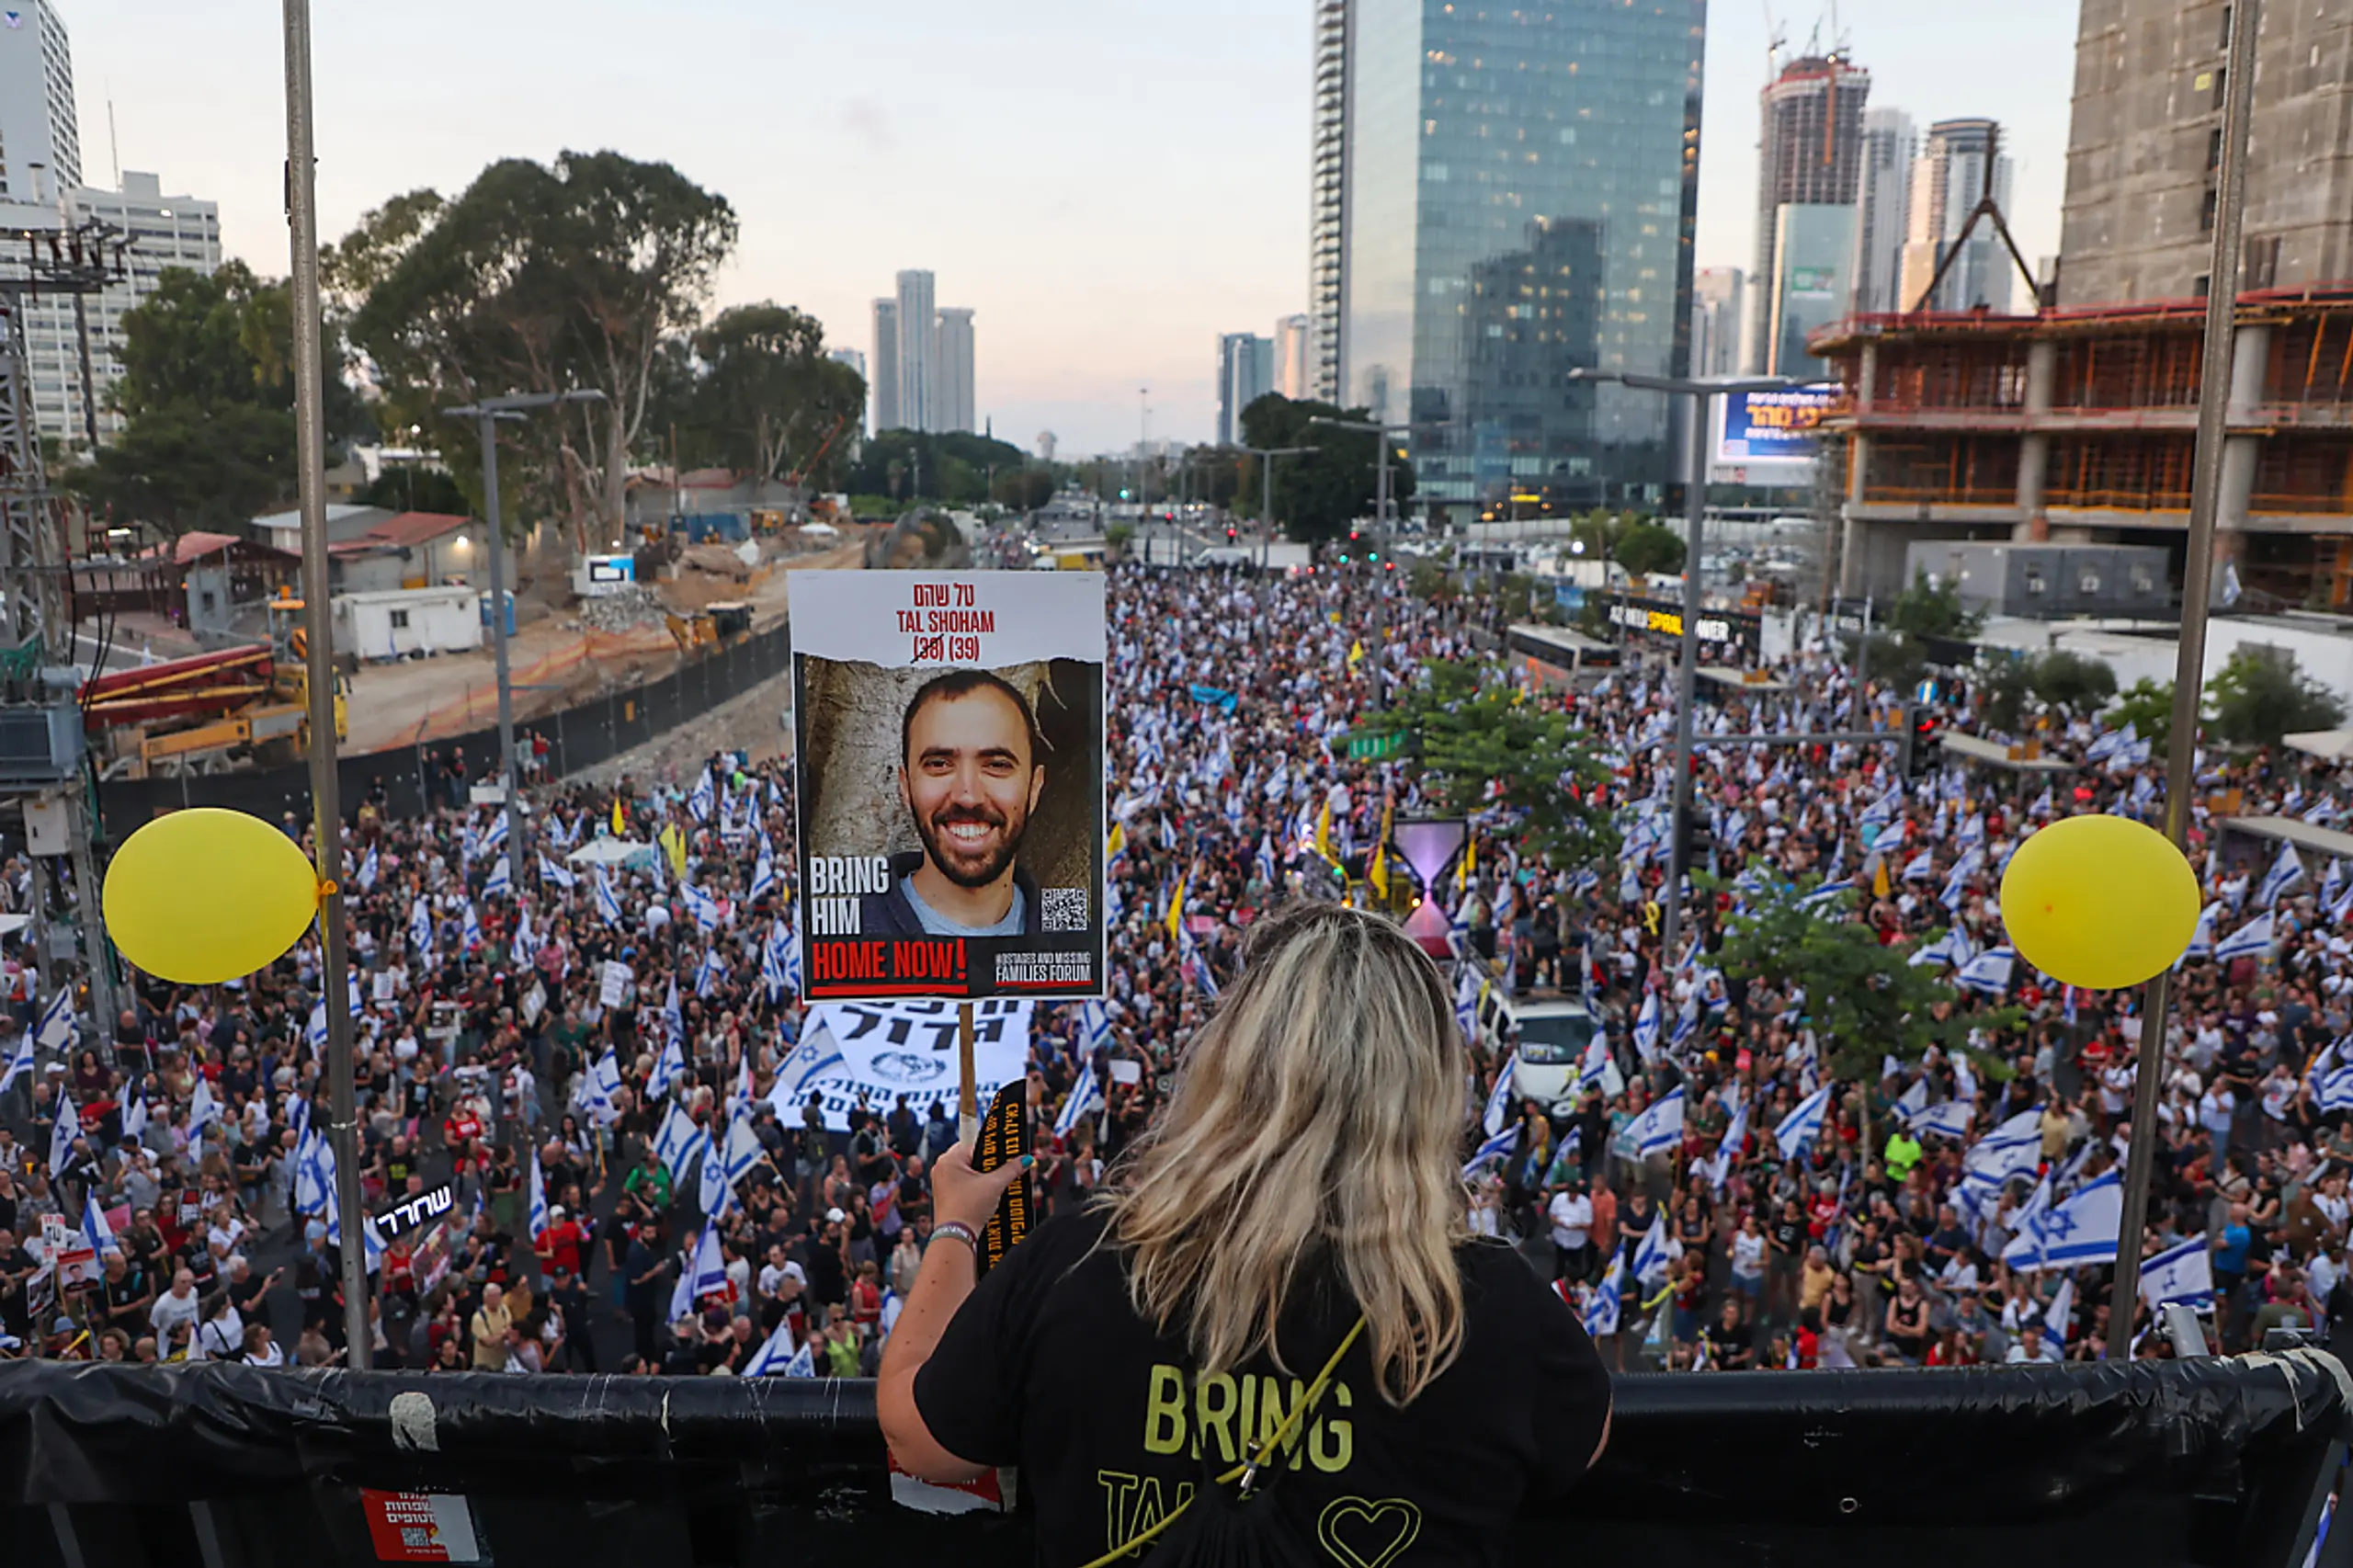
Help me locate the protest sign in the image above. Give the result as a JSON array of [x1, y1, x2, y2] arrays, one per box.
[[766, 998, 1032, 1131], [790, 570, 1106, 1001]]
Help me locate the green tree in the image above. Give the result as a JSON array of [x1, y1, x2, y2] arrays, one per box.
[[2206, 643, 2347, 748], [1236, 392, 1416, 542], [1976, 652, 2035, 732], [2105, 678, 2176, 753], [676, 302, 865, 486], [361, 464, 471, 516], [992, 467, 1058, 512], [2027, 649, 2118, 716], [66, 262, 369, 536], [334, 152, 739, 550], [1611, 520, 1686, 579], [1375, 658, 1614, 870], [1707, 871, 2019, 1085], [1883, 569, 1984, 641], [1842, 630, 1927, 691]]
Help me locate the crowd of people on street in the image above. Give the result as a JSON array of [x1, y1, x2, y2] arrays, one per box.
[[1, 546, 2347, 1381]]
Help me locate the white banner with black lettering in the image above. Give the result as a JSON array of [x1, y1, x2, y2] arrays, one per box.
[[767, 999, 1032, 1132]]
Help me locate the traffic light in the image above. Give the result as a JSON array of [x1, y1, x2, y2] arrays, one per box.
[[1674, 806, 1713, 869], [1902, 703, 1942, 778]]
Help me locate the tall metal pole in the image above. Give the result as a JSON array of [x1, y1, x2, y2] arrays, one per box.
[[1371, 437, 1391, 709], [2110, 0, 2262, 1346], [477, 414, 522, 863], [282, 0, 370, 1367], [1659, 390, 1709, 970]]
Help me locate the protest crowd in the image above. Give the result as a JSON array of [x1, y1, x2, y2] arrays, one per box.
[[0, 549, 2347, 1381]]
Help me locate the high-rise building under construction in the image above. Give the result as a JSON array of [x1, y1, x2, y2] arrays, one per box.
[[1750, 53, 1870, 372]]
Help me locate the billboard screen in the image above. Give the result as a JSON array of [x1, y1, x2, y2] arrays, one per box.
[[1714, 382, 1845, 477]]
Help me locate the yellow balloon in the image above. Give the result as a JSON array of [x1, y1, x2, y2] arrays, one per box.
[[1998, 814, 2200, 991], [103, 808, 321, 984]]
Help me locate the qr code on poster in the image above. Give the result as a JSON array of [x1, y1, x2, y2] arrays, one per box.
[[1041, 888, 1089, 932]]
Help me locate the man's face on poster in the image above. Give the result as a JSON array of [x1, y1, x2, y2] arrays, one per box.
[[901, 682, 1046, 890]]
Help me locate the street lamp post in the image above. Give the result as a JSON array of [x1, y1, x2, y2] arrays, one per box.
[[1567, 369, 1790, 970], [442, 390, 608, 863], [1241, 445, 1314, 569], [1308, 415, 1413, 708]]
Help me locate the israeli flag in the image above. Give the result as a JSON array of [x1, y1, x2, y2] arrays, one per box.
[[1081, 999, 1113, 1054], [648, 1032, 687, 1102], [188, 1074, 220, 1139], [1453, 969, 1481, 1046], [781, 1337, 817, 1377], [696, 946, 728, 999], [1708, 1095, 1750, 1196], [35, 985, 75, 1052], [2181, 903, 2219, 962], [460, 900, 483, 953], [668, 1219, 728, 1322], [528, 1144, 550, 1240], [0, 1028, 32, 1098], [483, 855, 513, 900], [2044, 1274, 2075, 1348], [749, 851, 777, 905], [2215, 910, 2276, 962], [1910, 1098, 1977, 1141], [743, 1316, 801, 1377], [1631, 1210, 1673, 1285], [324, 1200, 387, 1273], [81, 1187, 119, 1256], [292, 1130, 332, 1216], [540, 854, 576, 891], [357, 845, 380, 893], [483, 810, 508, 852], [409, 894, 434, 955], [1461, 1123, 1518, 1178], [768, 1031, 847, 1107], [512, 905, 534, 964], [1939, 846, 1984, 913], [119, 1085, 148, 1142], [2325, 858, 2347, 913], [1584, 1256, 1624, 1338], [2259, 840, 2307, 907], [2002, 1170, 2122, 1269], [1956, 945, 2017, 996], [596, 869, 624, 927], [731, 1051, 756, 1118], [689, 767, 715, 824], [722, 1116, 767, 1184], [762, 914, 798, 1004], [1952, 1046, 1979, 1103], [1483, 1052, 1520, 1138], [1902, 848, 1933, 881], [680, 881, 722, 933], [1579, 1033, 1609, 1090], [654, 1100, 707, 1185], [699, 1126, 734, 1218], [2139, 1234, 2215, 1307], [1631, 991, 1661, 1061], [1775, 1084, 1832, 1161], [1797, 878, 1853, 916], [2333, 879, 2353, 926], [49, 1094, 80, 1176], [305, 1000, 329, 1051], [2086, 722, 2131, 762], [1056, 1070, 1104, 1140], [1627, 1085, 1684, 1158]]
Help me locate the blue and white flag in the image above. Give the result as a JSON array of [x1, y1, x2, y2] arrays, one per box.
[[2259, 840, 2307, 907], [0, 1027, 31, 1098], [357, 845, 380, 893], [35, 984, 74, 1053], [668, 1219, 728, 1322], [2002, 1170, 2122, 1269], [409, 894, 434, 955], [1939, 846, 1984, 913], [1483, 1052, 1519, 1138], [689, 767, 715, 824], [722, 1115, 767, 1185], [512, 905, 534, 964], [187, 1074, 220, 1140], [648, 1032, 687, 1103], [581, 1047, 623, 1127], [1902, 848, 1933, 882], [1909, 1098, 1977, 1141], [48, 1095, 80, 1176], [743, 1316, 802, 1377], [679, 881, 722, 934], [699, 1124, 734, 1218], [1579, 1033, 1609, 1091], [768, 1030, 847, 1107], [1956, 945, 2017, 995], [2044, 1274, 2075, 1348], [1627, 1086, 1684, 1158], [1775, 1084, 1832, 1161], [1631, 991, 1661, 1062], [81, 1186, 119, 1256], [1452, 969, 1481, 1046], [483, 809, 508, 853], [749, 851, 777, 905], [1584, 1256, 1624, 1337], [292, 1130, 332, 1216], [1796, 879, 1853, 916], [2181, 903, 2219, 962], [119, 1083, 148, 1142], [1055, 1069, 1103, 1140], [781, 1337, 817, 1377], [596, 869, 624, 927], [762, 913, 799, 1004], [696, 946, 728, 999], [1081, 999, 1113, 1055], [1461, 1123, 1518, 1179], [1708, 1095, 1750, 1196], [539, 854, 576, 891], [483, 855, 513, 901], [654, 1100, 705, 1184], [2215, 911, 2276, 962], [2139, 1234, 2214, 1307], [1631, 1210, 1673, 1285], [527, 1144, 550, 1241]]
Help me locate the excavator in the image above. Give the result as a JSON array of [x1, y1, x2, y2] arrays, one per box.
[[83, 593, 349, 778]]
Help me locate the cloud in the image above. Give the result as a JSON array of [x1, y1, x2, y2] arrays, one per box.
[[838, 98, 895, 153]]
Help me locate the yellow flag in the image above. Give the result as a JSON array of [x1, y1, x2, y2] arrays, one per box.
[[1315, 798, 1334, 860], [1458, 833, 1476, 891], [1347, 640, 1365, 668], [1872, 855, 1892, 898], [611, 798, 626, 835], [1370, 801, 1393, 899], [659, 823, 688, 878], [1165, 875, 1186, 942], [1108, 821, 1126, 863]]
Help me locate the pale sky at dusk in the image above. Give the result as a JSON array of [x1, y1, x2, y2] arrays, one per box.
[[64, 0, 2077, 457]]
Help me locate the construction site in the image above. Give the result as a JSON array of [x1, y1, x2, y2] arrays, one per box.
[[1809, 284, 2353, 605]]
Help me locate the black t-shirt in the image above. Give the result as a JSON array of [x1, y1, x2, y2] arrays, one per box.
[[915, 1210, 1610, 1568]]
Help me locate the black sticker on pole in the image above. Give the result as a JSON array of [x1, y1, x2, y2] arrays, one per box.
[[972, 1079, 1030, 1277]]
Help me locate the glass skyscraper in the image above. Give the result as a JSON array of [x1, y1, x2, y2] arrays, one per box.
[[1332, 0, 1705, 517]]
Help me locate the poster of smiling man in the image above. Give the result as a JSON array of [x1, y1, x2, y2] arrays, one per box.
[[789, 570, 1106, 1001]]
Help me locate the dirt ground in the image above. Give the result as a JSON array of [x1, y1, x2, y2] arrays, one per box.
[[341, 538, 863, 755], [567, 664, 795, 792]]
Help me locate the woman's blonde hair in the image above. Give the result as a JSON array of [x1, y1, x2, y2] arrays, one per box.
[[1099, 902, 1469, 1406]]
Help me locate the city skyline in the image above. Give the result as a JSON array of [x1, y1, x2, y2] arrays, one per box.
[[60, 0, 2077, 455]]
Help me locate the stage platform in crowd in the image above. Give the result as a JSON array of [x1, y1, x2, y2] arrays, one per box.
[[1, 1352, 2347, 1566]]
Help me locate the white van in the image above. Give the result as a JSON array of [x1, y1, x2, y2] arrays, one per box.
[[1502, 996, 1606, 1119]]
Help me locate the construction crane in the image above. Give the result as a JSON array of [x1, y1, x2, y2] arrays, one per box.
[[83, 595, 347, 778]]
